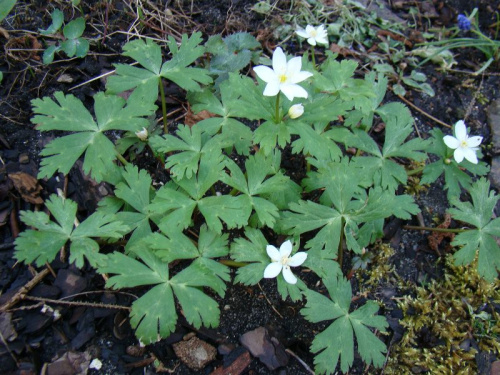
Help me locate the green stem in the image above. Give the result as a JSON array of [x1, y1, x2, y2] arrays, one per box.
[[311, 45, 316, 67], [159, 79, 168, 133], [219, 259, 248, 268], [275, 93, 281, 123], [403, 225, 468, 233], [115, 150, 128, 166], [338, 217, 345, 271], [407, 166, 425, 176]]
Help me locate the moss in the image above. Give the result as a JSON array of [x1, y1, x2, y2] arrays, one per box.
[[385, 255, 500, 374]]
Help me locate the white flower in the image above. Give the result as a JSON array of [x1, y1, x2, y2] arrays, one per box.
[[263, 240, 307, 284], [296, 25, 329, 46], [253, 47, 313, 101], [135, 127, 148, 141], [288, 103, 304, 119], [443, 120, 483, 164]]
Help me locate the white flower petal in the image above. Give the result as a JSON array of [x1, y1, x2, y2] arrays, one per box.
[[467, 136, 483, 148], [289, 70, 313, 84], [282, 266, 298, 284], [272, 47, 287, 74], [266, 245, 281, 262], [263, 81, 280, 97], [288, 251, 307, 267], [462, 147, 478, 164], [281, 84, 308, 101], [253, 65, 277, 83], [296, 29, 309, 38], [287, 56, 303, 76], [264, 262, 283, 278], [307, 37, 316, 46], [279, 240, 293, 258], [315, 35, 329, 45], [443, 135, 460, 149], [454, 120, 467, 141], [305, 25, 315, 34], [454, 148, 465, 163]]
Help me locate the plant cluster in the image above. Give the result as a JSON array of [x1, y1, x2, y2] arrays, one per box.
[[13, 24, 497, 374], [386, 255, 500, 374]]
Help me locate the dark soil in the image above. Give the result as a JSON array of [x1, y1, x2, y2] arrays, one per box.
[[1, 0, 500, 374]]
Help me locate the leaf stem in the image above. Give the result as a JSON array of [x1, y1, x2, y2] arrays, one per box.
[[407, 166, 425, 176], [311, 45, 316, 67], [159, 79, 168, 133], [403, 225, 468, 233], [115, 150, 128, 166], [338, 217, 344, 271], [275, 93, 281, 123], [219, 259, 248, 268]]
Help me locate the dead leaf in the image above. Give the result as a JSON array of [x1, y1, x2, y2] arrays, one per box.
[[185, 107, 217, 127], [8, 172, 43, 204], [0, 26, 10, 39]]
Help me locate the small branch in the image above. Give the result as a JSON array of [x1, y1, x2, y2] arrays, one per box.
[[397, 95, 452, 128], [286, 349, 315, 375], [403, 225, 466, 233], [0, 268, 51, 312], [219, 259, 248, 268], [21, 295, 131, 311]]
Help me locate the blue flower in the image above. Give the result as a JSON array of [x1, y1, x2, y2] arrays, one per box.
[[457, 14, 471, 31]]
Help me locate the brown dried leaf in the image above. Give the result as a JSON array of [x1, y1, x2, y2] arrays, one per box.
[[8, 172, 43, 204], [185, 107, 217, 127], [428, 214, 454, 253]]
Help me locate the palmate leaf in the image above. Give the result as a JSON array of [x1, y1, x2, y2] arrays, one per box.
[[100, 247, 223, 344], [32, 85, 156, 182], [149, 124, 226, 179], [422, 128, 489, 200], [230, 227, 304, 301], [106, 33, 212, 96], [188, 78, 256, 155], [284, 160, 419, 252], [221, 151, 290, 228], [448, 178, 500, 281], [15, 195, 129, 268], [108, 165, 157, 252], [148, 153, 251, 233], [302, 275, 388, 374], [334, 102, 428, 191]]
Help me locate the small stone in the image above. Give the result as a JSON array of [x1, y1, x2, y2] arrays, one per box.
[[240, 327, 288, 370], [172, 336, 217, 371], [489, 156, 500, 191], [487, 99, 500, 154], [57, 74, 74, 83], [19, 153, 29, 164]]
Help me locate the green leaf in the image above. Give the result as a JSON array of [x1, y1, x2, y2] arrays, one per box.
[[107, 33, 211, 96], [0, 0, 16, 22], [15, 195, 128, 267], [302, 276, 388, 374], [100, 247, 223, 344], [161, 33, 212, 91], [32, 86, 156, 182], [422, 128, 488, 200], [254, 120, 291, 155], [340, 102, 428, 191], [448, 178, 500, 281], [230, 227, 270, 285], [221, 152, 290, 228], [39, 9, 64, 35], [149, 124, 225, 180], [63, 17, 85, 39]]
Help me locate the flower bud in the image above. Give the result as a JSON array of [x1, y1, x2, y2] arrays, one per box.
[[135, 127, 148, 141], [288, 104, 304, 119]]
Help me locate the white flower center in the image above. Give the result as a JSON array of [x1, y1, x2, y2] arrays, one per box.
[[310, 30, 317, 38], [280, 256, 290, 265], [460, 140, 468, 148], [278, 73, 288, 83]]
